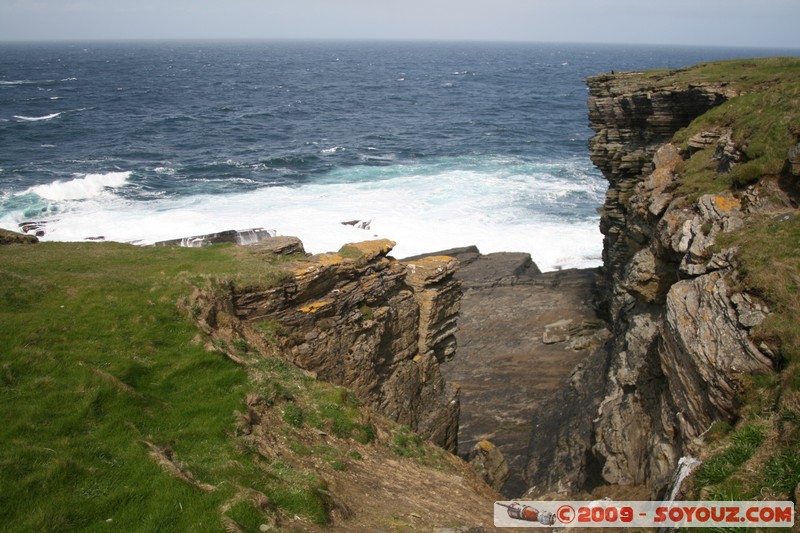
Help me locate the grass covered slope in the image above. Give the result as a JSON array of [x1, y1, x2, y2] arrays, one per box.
[[0, 244, 247, 531], [0, 241, 494, 532], [0, 242, 297, 531], [670, 57, 800, 196]]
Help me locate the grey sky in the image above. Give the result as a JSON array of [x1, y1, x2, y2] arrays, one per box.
[[1, 0, 799, 48]]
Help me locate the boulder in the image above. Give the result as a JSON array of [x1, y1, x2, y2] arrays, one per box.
[[0, 228, 38, 245], [468, 440, 509, 493]]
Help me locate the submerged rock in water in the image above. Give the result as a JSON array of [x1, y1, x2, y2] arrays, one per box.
[[341, 219, 372, 230], [153, 227, 276, 247], [18, 221, 49, 238]]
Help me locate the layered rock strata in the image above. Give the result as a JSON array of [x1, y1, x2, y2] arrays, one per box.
[[524, 72, 782, 497], [193, 239, 462, 451], [416, 247, 607, 496]]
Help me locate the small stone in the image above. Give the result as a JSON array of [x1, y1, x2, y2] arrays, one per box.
[[543, 319, 573, 344]]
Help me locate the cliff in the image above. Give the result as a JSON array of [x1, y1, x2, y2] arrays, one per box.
[[525, 58, 800, 498], [192, 238, 462, 451]]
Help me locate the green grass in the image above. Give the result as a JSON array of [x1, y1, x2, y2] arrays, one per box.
[[694, 424, 765, 487], [390, 426, 426, 458], [358, 304, 375, 321], [336, 244, 365, 260], [282, 403, 305, 428], [716, 215, 800, 363], [0, 241, 331, 531], [760, 450, 800, 495], [637, 57, 800, 93], [662, 58, 800, 199]]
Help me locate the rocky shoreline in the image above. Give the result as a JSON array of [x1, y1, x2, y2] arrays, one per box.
[[11, 60, 797, 506]]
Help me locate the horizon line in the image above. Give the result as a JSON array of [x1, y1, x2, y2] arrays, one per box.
[[0, 36, 799, 52]]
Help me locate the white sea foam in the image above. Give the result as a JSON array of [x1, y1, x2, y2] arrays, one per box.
[[28, 171, 131, 201], [11, 160, 606, 271], [321, 146, 345, 154], [14, 112, 62, 121]]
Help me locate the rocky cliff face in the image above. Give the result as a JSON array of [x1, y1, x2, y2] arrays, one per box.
[[192, 238, 462, 451], [525, 71, 787, 497]]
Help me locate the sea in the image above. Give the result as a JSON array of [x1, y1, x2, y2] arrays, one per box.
[[1, 40, 797, 270]]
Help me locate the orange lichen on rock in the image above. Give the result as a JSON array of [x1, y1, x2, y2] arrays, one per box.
[[714, 194, 741, 212]]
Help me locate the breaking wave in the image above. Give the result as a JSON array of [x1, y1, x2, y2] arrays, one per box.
[[28, 171, 131, 201]]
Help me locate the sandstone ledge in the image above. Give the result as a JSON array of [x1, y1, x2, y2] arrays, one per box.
[[193, 239, 463, 451]]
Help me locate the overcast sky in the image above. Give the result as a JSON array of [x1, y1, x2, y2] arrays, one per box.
[[1, 0, 799, 49]]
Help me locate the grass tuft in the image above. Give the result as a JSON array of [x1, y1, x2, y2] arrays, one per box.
[[694, 424, 765, 487]]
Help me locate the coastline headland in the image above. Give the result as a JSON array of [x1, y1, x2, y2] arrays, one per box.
[[1, 56, 799, 529]]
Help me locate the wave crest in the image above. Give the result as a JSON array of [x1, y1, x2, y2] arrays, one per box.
[[29, 171, 131, 201], [14, 113, 62, 122]]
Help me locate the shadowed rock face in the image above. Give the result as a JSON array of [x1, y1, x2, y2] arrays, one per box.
[[419, 247, 607, 497], [196, 239, 463, 451], [523, 71, 783, 498]]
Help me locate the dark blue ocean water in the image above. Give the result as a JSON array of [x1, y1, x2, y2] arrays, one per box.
[[1, 41, 797, 268]]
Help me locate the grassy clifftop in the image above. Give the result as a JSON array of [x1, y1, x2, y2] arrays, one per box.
[[0, 241, 493, 531]]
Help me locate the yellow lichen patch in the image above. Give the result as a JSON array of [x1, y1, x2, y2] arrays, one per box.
[[418, 255, 457, 264], [290, 264, 317, 276], [298, 299, 333, 313], [714, 194, 741, 212], [477, 439, 496, 452], [338, 239, 396, 259], [648, 167, 674, 189], [404, 255, 459, 286], [315, 252, 348, 266]]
